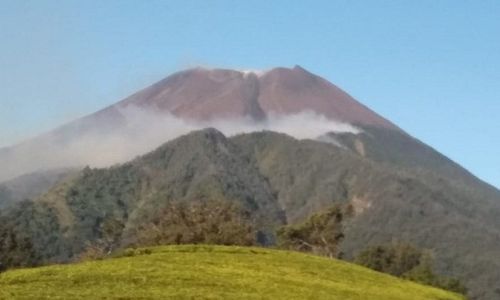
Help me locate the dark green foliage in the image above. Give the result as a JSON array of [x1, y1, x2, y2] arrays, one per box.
[[99, 217, 125, 251], [404, 261, 468, 295], [437, 278, 468, 296], [115, 248, 153, 258], [133, 199, 257, 247], [355, 243, 467, 295], [0, 200, 71, 269], [0, 215, 38, 268], [66, 165, 139, 248], [78, 217, 126, 261], [354, 243, 424, 277], [59, 129, 284, 257], [234, 130, 500, 300], [277, 205, 352, 258]]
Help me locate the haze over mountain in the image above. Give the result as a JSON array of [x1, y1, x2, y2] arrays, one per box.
[[0, 66, 499, 299], [0, 66, 394, 182]]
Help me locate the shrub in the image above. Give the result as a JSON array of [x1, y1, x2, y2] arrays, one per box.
[[355, 242, 467, 295], [354, 242, 424, 276], [132, 199, 257, 247], [276, 204, 353, 258], [78, 217, 125, 262], [0, 212, 39, 269]]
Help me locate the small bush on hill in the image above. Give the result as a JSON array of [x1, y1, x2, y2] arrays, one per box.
[[132, 199, 257, 247], [276, 204, 353, 258], [354, 242, 423, 276], [355, 242, 467, 295], [78, 217, 125, 261]]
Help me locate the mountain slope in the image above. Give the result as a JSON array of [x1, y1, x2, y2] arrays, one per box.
[[0, 129, 285, 263], [0, 66, 398, 182], [118, 66, 398, 128], [2, 129, 499, 299], [0, 66, 499, 299], [232, 131, 500, 298], [0, 245, 464, 300], [0, 169, 73, 209]]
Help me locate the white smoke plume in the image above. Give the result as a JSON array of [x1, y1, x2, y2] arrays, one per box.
[[0, 107, 360, 182]]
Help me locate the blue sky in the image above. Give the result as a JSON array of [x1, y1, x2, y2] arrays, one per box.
[[0, 0, 499, 188]]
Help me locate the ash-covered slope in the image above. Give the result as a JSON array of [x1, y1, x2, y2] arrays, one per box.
[[0, 66, 397, 182], [117, 66, 398, 129], [1, 129, 499, 299]]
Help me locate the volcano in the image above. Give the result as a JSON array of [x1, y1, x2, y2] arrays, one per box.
[[0, 65, 400, 182], [114, 65, 399, 129], [1, 66, 500, 299]]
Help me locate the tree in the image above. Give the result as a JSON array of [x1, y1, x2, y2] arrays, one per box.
[[355, 242, 467, 295], [132, 199, 257, 247], [0, 217, 38, 269], [354, 242, 423, 276], [99, 217, 125, 253], [78, 217, 125, 261], [276, 204, 353, 258]]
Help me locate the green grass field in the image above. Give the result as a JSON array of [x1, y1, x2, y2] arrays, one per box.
[[0, 245, 464, 300]]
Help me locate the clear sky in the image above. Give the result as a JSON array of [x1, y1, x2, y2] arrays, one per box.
[[0, 0, 499, 188]]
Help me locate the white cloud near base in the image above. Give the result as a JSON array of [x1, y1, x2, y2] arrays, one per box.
[[0, 107, 360, 182]]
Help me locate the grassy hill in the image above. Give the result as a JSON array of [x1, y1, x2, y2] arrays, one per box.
[[0, 245, 464, 300]]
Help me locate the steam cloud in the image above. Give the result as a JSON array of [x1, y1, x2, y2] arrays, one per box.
[[0, 107, 360, 182]]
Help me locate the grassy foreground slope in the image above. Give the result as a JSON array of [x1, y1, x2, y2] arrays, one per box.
[[0, 245, 463, 300]]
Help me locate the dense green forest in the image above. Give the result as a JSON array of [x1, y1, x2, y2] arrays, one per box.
[[0, 128, 499, 299]]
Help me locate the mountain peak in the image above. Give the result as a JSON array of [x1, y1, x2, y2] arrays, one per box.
[[115, 66, 399, 130], [0, 65, 402, 182], [161, 127, 228, 149], [183, 65, 310, 77], [186, 127, 227, 142]]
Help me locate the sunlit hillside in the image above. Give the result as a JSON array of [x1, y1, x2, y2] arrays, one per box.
[[0, 245, 464, 300]]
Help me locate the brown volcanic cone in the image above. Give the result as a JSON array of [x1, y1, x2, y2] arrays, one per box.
[[258, 66, 397, 129], [0, 65, 400, 182], [114, 65, 399, 130], [118, 68, 266, 121]]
